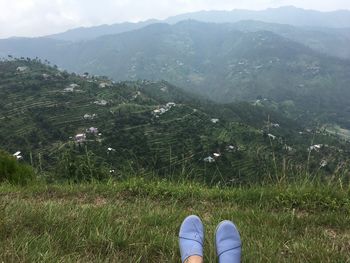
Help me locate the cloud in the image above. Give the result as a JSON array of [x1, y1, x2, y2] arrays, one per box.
[[0, 0, 349, 38], [269, 0, 350, 10]]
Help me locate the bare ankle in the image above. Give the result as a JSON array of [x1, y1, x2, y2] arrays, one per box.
[[185, 255, 203, 263]]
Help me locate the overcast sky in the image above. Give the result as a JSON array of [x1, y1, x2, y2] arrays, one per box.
[[1, 0, 350, 38]]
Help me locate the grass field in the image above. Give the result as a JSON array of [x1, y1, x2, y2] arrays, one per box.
[[1, 178, 350, 262]]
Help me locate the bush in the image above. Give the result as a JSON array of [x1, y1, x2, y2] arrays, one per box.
[[56, 147, 108, 182], [0, 150, 36, 185]]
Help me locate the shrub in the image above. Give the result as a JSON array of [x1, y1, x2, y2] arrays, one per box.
[[0, 150, 35, 185], [56, 147, 108, 182]]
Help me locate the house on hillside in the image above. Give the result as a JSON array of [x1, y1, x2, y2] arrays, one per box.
[[268, 134, 276, 140], [94, 100, 108, 106], [16, 66, 28, 72], [253, 100, 262, 106], [226, 145, 236, 152], [64, 87, 74, 92], [64, 84, 80, 93], [82, 72, 89, 78], [99, 82, 111, 88], [308, 144, 323, 152], [86, 127, 99, 134], [83, 113, 97, 120], [320, 160, 328, 168], [69, 83, 80, 89], [160, 86, 168, 92], [42, 73, 49, 79], [284, 145, 293, 152], [166, 102, 176, 108], [75, 133, 86, 143], [211, 118, 219, 124], [204, 156, 215, 163], [13, 151, 23, 160], [132, 91, 141, 99], [152, 103, 174, 117]]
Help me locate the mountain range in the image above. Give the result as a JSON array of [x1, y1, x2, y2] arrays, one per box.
[[1, 20, 350, 129], [44, 7, 350, 60], [1, 58, 349, 182], [44, 6, 350, 42], [1, 6, 350, 129]]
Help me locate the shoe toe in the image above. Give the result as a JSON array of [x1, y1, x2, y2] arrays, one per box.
[[179, 215, 204, 262], [216, 220, 241, 262]]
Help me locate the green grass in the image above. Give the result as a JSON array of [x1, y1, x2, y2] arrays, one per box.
[[1, 178, 350, 262]]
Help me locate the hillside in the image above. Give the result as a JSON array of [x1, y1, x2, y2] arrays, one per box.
[[2, 4, 350, 263], [45, 6, 350, 54], [230, 20, 350, 60], [48, 19, 158, 42], [1, 59, 349, 183], [167, 6, 350, 28], [1, 21, 350, 128]]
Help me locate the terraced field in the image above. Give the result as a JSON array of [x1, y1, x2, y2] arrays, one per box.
[[1, 59, 350, 182]]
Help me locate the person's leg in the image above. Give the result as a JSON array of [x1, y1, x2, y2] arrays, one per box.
[[184, 255, 203, 263], [215, 220, 241, 263], [179, 215, 204, 263]]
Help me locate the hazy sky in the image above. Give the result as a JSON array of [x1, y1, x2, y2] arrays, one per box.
[[1, 0, 350, 38]]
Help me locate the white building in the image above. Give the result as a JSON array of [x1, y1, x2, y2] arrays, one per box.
[[284, 145, 293, 152], [42, 73, 49, 79], [204, 156, 215, 163], [268, 134, 276, 140], [166, 102, 176, 108], [99, 82, 111, 88], [64, 87, 74, 92], [13, 151, 23, 160], [308, 144, 323, 152], [83, 114, 97, 120], [320, 160, 328, 167], [16, 66, 28, 72], [75, 133, 86, 143], [94, 100, 108, 106], [69, 84, 80, 89], [227, 145, 236, 152], [87, 127, 99, 134]]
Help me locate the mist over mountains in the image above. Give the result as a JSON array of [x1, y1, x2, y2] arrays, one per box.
[[167, 6, 350, 28], [44, 6, 350, 42], [1, 6, 350, 129]]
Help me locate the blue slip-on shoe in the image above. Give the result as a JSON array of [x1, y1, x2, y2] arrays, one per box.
[[215, 220, 241, 263], [179, 215, 204, 262]]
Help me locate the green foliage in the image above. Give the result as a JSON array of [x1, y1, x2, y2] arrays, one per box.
[[56, 147, 108, 182], [0, 150, 35, 185], [2, 21, 350, 127], [0, 177, 350, 262], [0, 59, 350, 184]]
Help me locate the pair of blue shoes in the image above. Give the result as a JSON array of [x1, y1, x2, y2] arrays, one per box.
[[179, 215, 241, 263]]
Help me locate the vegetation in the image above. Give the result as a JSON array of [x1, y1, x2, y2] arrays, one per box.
[[0, 59, 349, 261], [1, 7, 350, 261], [1, 13, 350, 260], [1, 59, 349, 184], [1, 177, 350, 262], [0, 150, 35, 185], [2, 21, 350, 129]]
